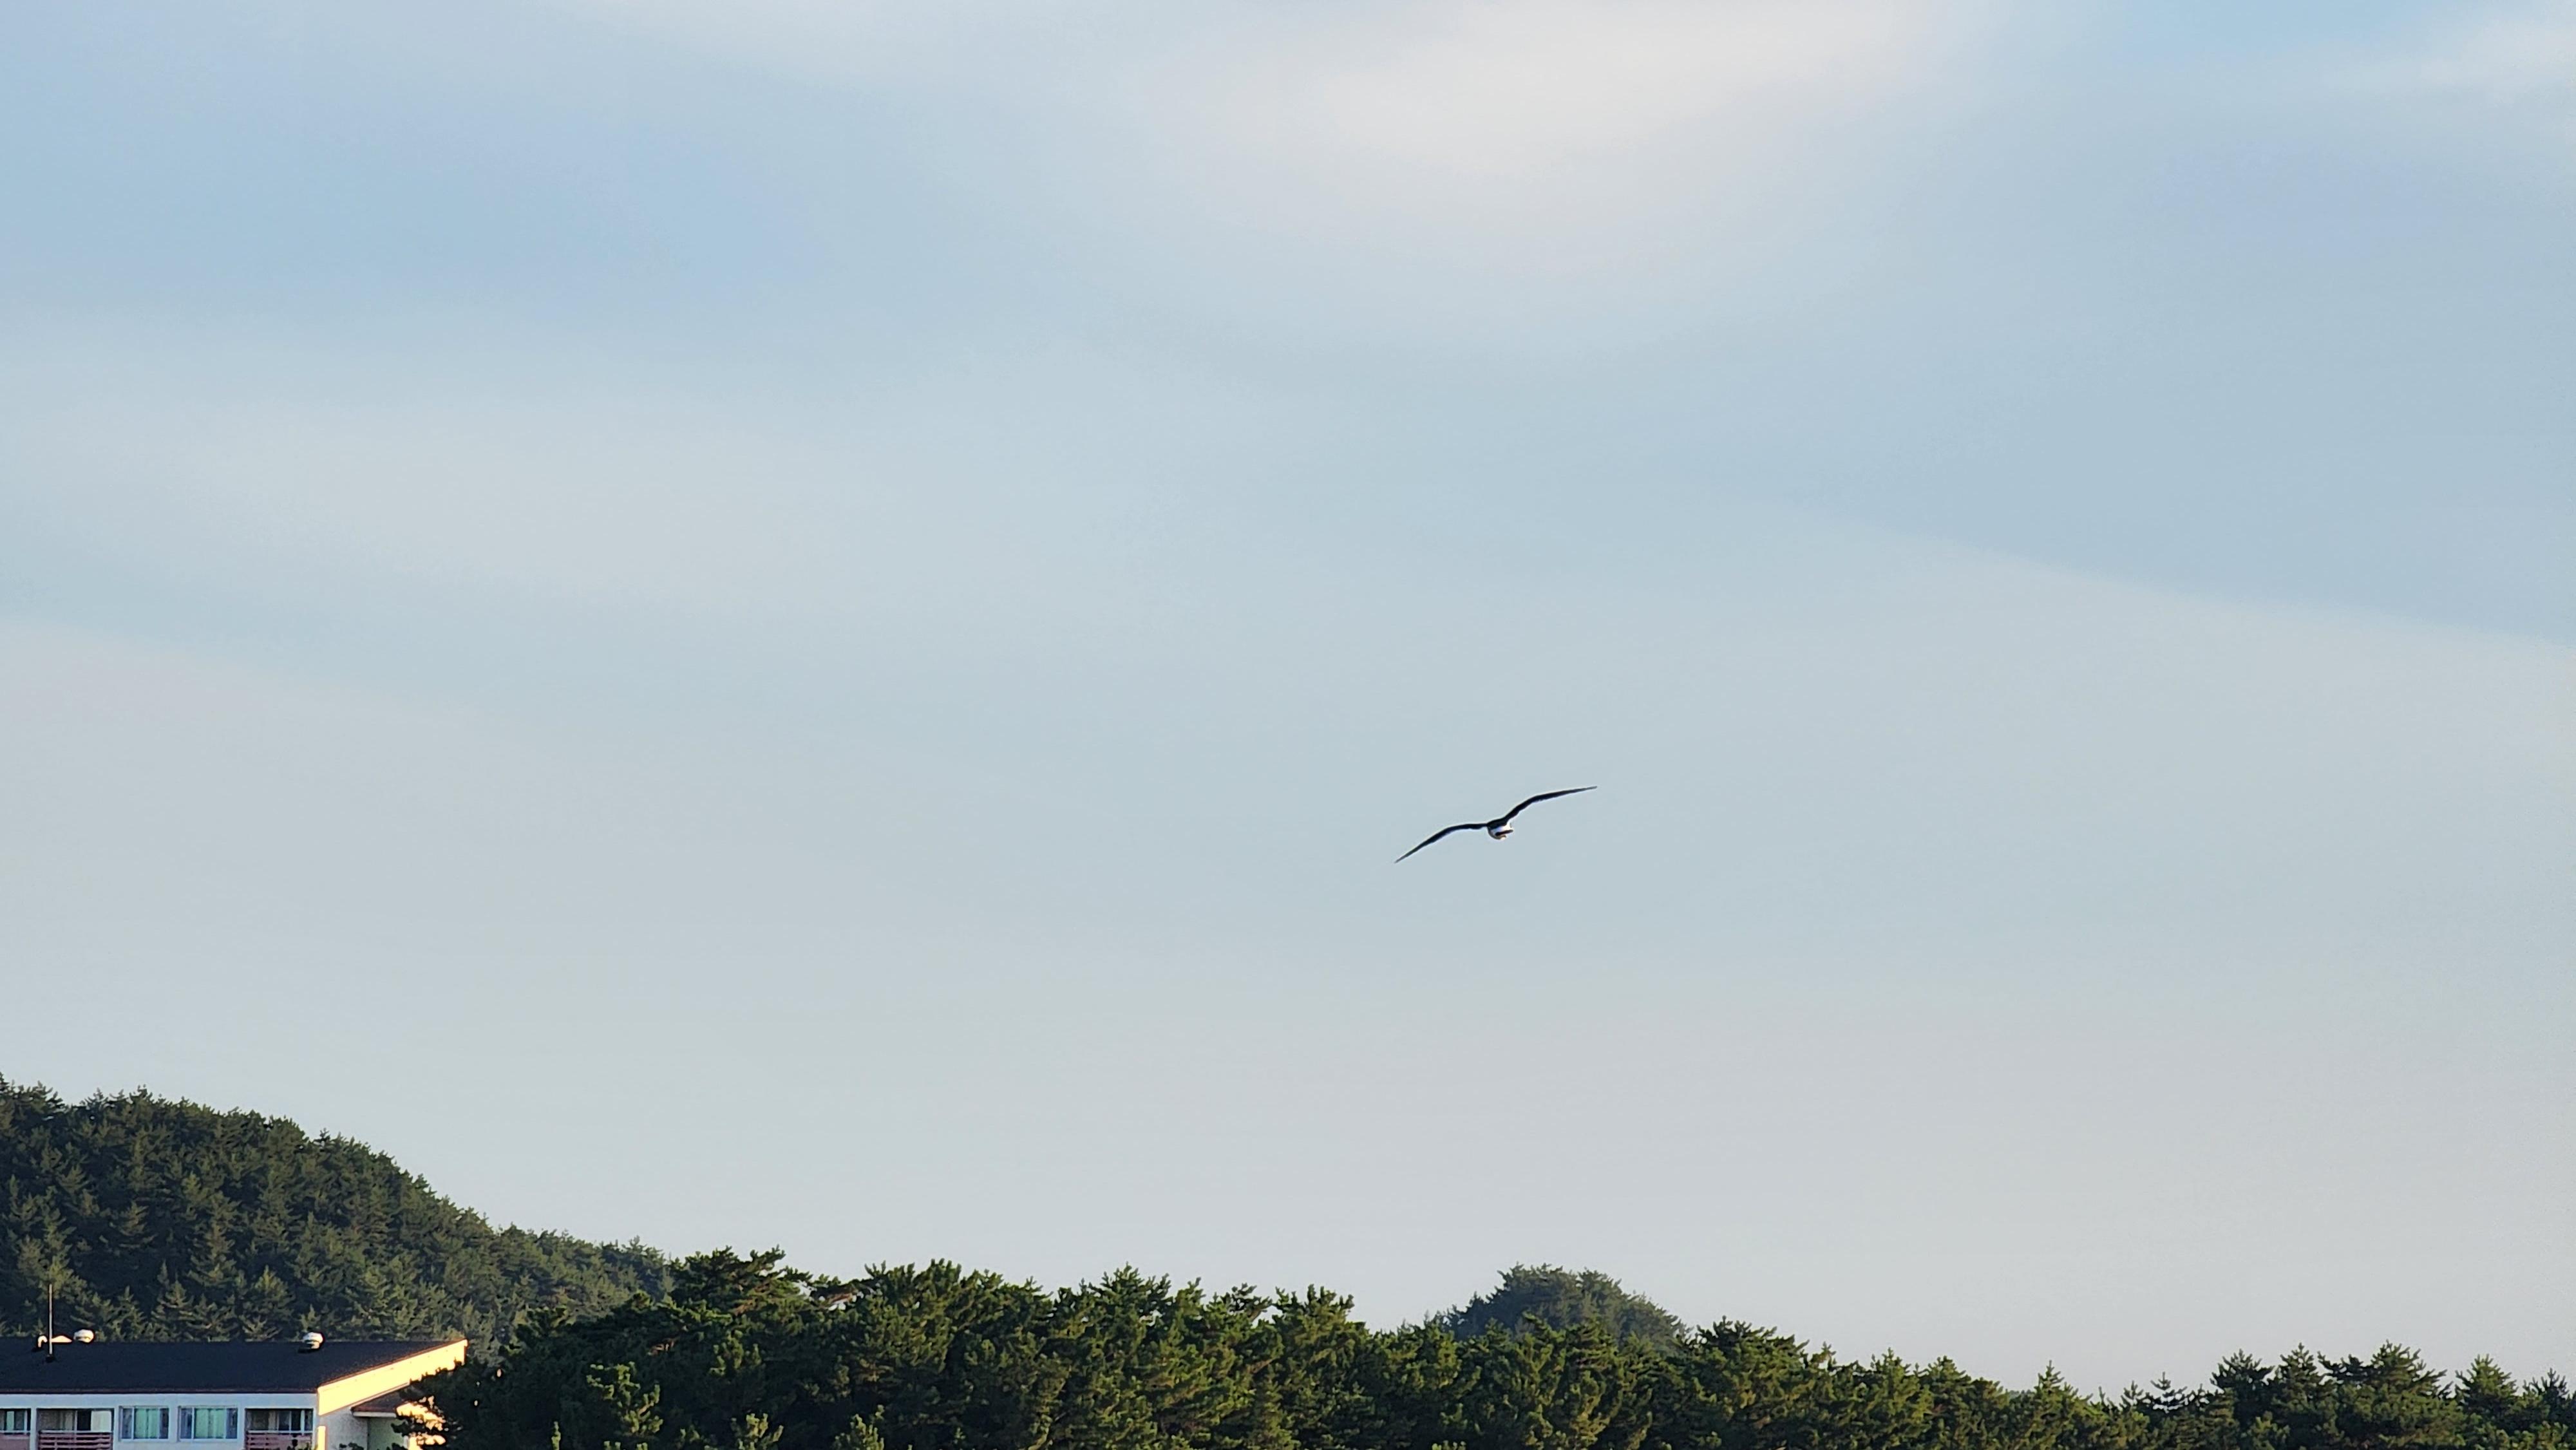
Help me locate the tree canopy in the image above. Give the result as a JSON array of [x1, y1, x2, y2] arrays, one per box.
[[1438, 1266, 1685, 1349], [421, 1250, 2575, 1450], [0, 1077, 667, 1344]]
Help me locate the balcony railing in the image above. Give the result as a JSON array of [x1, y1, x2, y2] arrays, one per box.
[[245, 1435, 312, 1450], [35, 1432, 111, 1450]]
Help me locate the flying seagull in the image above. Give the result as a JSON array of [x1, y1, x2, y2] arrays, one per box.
[[1396, 787, 1596, 862]]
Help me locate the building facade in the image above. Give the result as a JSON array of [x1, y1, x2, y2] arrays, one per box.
[[0, 1340, 465, 1450]]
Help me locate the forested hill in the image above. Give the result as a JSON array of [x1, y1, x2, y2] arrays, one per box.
[[0, 1078, 667, 1344]]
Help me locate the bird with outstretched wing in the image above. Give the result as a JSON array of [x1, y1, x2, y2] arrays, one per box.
[[1396, 787, 1596, 862]]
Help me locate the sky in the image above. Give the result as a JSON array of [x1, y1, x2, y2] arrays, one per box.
[[3, 0, 2571, 1393]]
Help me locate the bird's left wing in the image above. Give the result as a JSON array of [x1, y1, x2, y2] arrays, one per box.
[[1497, 786, 1596, 824], [1395, 823, 1483, 862]]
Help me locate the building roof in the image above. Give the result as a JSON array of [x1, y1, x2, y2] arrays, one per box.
[[0, 1341, 466, 1395]]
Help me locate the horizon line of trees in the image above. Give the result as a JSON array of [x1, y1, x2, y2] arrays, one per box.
[[5, 1078, 2565, 1450], [418, 1249, 2576, 1450]]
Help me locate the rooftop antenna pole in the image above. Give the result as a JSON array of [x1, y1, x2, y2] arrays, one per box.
[[44, 1281, 55, 1361]]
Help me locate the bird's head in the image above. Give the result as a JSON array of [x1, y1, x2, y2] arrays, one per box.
[[1489, 824, 1514, 839]]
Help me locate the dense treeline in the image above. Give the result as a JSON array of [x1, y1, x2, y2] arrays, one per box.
[[423, 1250, 2575, 1450], [6, 1080, 2564, 1450], [0, 1078, 667, 1344]]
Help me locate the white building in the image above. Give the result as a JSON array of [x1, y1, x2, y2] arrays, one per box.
[[0, 1339, 465, 1450]]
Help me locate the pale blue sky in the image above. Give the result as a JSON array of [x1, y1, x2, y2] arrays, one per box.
[[3, 0, 2570, 1391]]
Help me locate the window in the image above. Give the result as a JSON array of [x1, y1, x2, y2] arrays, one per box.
[[1, 1409, 31, 1435], [175, 1411, 234, 1443], [117, 1411, 170, 1442], [239, 1415, 308, 1436], [41, 1412, 115, 1434]]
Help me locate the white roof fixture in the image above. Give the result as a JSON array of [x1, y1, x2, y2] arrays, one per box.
[[71, 1331, 95, 1344], [300, 1333, 325, 1352]]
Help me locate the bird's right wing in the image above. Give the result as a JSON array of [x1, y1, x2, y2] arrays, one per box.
[[1497, 786, 1596, 824], [1395, 823, 1484, 862]]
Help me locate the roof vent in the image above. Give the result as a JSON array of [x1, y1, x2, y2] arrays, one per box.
[[300, 1332, 325, 1352], [71, 1330, 95, 1344]]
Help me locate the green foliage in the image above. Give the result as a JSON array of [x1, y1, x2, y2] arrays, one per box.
[[8, 1080, 2566, 1450], [418, 1250, 2575, 1450], [1439, 1267, 1685, 1350], [0, 1077, 667, 1344]]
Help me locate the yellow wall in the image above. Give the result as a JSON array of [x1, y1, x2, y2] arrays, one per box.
[[316, 1342, 468, 1416]]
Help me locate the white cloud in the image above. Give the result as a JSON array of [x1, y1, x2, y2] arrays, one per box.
[[1119, 0, 1984, 292], [2338, 1, 2576, 142], [2386, 1, 2576, 100], [1233, 0, 1946, 180], [558, 0, 1992, 294]]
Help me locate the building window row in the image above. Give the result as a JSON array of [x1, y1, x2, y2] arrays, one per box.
[[0, 1408, 308, 1444]]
